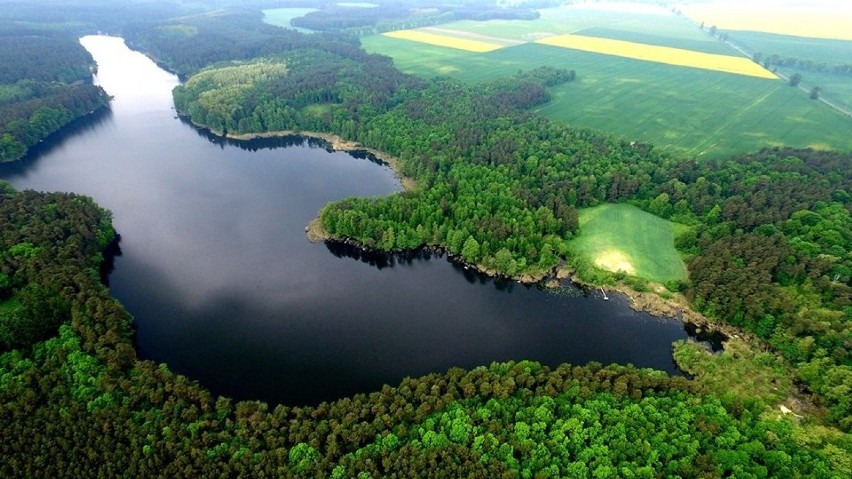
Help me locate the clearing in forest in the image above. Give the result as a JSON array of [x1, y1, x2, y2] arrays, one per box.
[[570, 204, 688, 284], [382, 29, 504, 53], [536, 34, 776, 79]]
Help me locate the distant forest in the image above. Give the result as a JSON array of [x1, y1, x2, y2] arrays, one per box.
[[0, 0, 850, 477], [0, 27, 109, 162]]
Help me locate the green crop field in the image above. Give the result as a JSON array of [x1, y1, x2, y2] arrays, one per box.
[[725, 31, 852, 114], [794, 71, 852, 112], [364, 36, 852, 158], [362, 4, 852, 158], [569, 203, 689, 284]]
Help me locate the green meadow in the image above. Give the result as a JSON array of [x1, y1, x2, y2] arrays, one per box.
[[361, 5, 852, 159], [569, 204, 688, 284]]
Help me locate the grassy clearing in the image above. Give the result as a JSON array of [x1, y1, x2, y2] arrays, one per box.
[[536, 34, 776, 79], [680, 2, 852, 41], [262, 8, 317, 33], [382, 29, 503, 53], [569, 203, 688, 284]]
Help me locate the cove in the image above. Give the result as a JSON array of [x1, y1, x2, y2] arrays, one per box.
[[1, 36, 707, 406]]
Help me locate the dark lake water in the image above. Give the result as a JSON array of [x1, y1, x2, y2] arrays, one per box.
[[0, 36, 706, 406]]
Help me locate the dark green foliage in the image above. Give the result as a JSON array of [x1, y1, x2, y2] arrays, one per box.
[[0, 191, 118, 352], [0, 33, 94, 83], [0, 26, 110, 162], [125, 9, 376, 79]]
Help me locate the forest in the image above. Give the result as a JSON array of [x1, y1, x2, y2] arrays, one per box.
[[0, 26, 110, 162], [0, 0, 850, 476]]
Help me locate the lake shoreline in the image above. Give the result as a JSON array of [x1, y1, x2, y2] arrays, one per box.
[[223, 127, 417, 191], [183, 116, 727, 341]]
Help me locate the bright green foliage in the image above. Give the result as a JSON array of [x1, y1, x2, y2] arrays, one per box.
[[340, 363, 837, 479], [289, 442, 319, 471], [174, 60, 288, 134], [569, 203, 689, 284]]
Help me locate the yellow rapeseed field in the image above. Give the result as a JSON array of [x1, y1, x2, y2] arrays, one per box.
[[536, 34, 777, 79], [383, 30, 503, 53], [679, 3, 852, 41]]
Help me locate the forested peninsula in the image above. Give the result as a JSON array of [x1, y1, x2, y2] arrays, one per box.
[[0, 1, 850, 477]]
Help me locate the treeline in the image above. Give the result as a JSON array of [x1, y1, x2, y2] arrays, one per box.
[[124, 9, 374, 79], [290, 0, 540, 33], [0, 191, 840, 475], [0, 26, 110, 162], [754, 52, 852, 77]]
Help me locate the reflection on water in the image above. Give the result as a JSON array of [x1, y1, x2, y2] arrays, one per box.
[[0, 35, 715, 407]]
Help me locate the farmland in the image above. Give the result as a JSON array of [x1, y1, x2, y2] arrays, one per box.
[[724, 30, 852, 113], [382, 29, 503, 53], [362, 4, 852, 159], [535, 34, 776, 79], [569, 204, 688, 284]]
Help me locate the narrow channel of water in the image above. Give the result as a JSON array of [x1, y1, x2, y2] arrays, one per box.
[[0, 36, 707, 406]]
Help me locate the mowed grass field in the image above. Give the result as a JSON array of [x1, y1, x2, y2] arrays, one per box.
[[569, 204, 689, 284]]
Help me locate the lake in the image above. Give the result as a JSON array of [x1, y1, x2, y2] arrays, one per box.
[[0, 35, 706, 406]]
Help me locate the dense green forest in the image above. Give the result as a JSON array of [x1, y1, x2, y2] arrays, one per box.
[[0, 26, 110, 162], [0, 192, 843, 476], [0, 0, 850, 476]]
